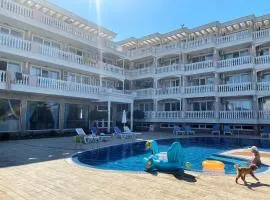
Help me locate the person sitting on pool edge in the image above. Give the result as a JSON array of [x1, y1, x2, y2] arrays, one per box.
[[248, 146, 262, 182]]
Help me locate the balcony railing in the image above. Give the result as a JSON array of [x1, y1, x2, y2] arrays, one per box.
[[255, 55, 270, 65], [184, 60, 214, 72], [0, 70, 6, 83], [258, 110, 270, 120], [0, 0, 33, 18], [219, 110, 254, 120], [185, 85, 214, 95], [155, 111, 182, 119], [184, 111, 215, 119], [217, 56, 252, 69], [135, 88, 155, 98], [257, 81, 270, 91], [156, 86, 181, 96], [156, 64, 181, 74], [218, 82, 253, 93], [253, 28, 270, 40], [0, 33, 31, 51], [128, 67, 154, 77], [14, 74, 101, 95], [184, 36, 213, 50], [216, 30, 251, 44]]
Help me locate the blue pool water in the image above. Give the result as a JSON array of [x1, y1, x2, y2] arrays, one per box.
[[72, 137, 270, 174]]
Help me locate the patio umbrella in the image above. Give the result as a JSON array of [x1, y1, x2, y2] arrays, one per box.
[[122, 110, 127, 126]]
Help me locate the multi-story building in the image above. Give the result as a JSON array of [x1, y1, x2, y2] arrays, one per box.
[[0, 0, 270, 137]]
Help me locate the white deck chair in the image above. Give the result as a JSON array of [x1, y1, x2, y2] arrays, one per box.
[[75, 128, 99, 143], [124, 126, 142, 137]]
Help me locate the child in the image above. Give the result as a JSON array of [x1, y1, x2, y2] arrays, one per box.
[[248, 146, 261, 182]]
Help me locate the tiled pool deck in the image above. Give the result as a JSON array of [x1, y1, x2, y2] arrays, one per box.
[[0, 132, 270, 200]]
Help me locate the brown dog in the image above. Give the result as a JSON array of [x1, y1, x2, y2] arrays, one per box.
[[234, 164, 259, 184]]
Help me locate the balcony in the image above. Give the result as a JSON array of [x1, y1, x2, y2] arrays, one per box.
[[183, 36, 214, 52], [255, 55, 270, 71], [253, 28, 270, 43], [156, 87, 182, 98], [155, 64, 181, 77], [257, 81, 270, 96], [0, 33, 124, 78], [155, 111, 182, 122], [184, 85, 215, 98], [219, 110, 256, 124], [258, 110, 270, 124], [134, 88, 155, 99], [0, 0, 123, 54], [184, 60, 214, 75], [217, 56, 252, 72], [216, 30, 252, 48], [218, 82, 253, 96], [184, 111, 215, 123], [127, 67, 154, 79], [0, 71, 134, 102]]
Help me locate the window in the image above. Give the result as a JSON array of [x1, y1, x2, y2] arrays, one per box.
[[0, 61, 7, 71], [0, 99, 21, 132], [27, 101, 60, 130], [30, 66, 59, 79], [165, 103, 170, 111], [97, 105, 108, 111], [225, 100, 252, 111], [0, 26, 23, 38], [33, 36, 60, 49], [192, 101, 214, 111], [7, 63, 21, 72], [225, 74, 251, 84]]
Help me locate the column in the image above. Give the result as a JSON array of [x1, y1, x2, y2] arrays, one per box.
[[107, 100, 111, 133], [251, 44, 256, 65], [20, 99, 28, 136], [253, 95, 258, 120], [100, 75, 103, 87], [214, 97, 220, 120], [130, 102, 134, 131], [59, 101, 65, 132]]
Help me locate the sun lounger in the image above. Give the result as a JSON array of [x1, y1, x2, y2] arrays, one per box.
[[113, 127, 133, 139], [91, 127, 111, 141], [173, 125, 185, 135], [223, 125, 233, 136], [124, 126, 142, 137], [183, 125, 195, 135], [75, 128, 99, 143], [211, 124, 220, 136]]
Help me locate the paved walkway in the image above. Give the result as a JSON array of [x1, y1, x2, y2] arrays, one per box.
[[0, 132, 270, 200]]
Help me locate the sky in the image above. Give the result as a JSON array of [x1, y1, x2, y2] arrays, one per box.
[[48, 0, 270, 41]]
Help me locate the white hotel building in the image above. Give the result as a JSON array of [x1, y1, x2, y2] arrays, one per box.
[[0, 0, 270, 137]]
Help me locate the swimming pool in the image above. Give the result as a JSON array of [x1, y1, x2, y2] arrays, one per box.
[[72, 137, 270, 174]]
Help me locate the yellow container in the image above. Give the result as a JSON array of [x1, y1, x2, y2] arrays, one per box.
[[202, 160, 225, 170]]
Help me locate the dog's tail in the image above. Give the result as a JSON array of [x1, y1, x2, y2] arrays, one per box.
[[234, 164, 239, 169]]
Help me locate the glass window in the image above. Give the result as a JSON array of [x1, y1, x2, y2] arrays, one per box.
[[240, 50, 249, 57], [165, 103, 170, 111], [10, 30, 22, 38], [0, 99, 21, 132], [42, 70, 49, 78], [33, 36, 43, 44], [27, 101, 59, 130], [0, 27, 9, 34], [0, 61, 7, 71], [43, 40, 51, 46], [201, 102, 207, 111], [64, 104, 89, 130], [7, 63, 21, 72], [193, 102, 200, 111], [31, 67, 41, 76]]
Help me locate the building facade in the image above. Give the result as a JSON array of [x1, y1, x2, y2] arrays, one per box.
[[0, 0, 270, 137]]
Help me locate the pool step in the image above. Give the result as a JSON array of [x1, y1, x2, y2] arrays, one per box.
[[208, 154, 248, 165]]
